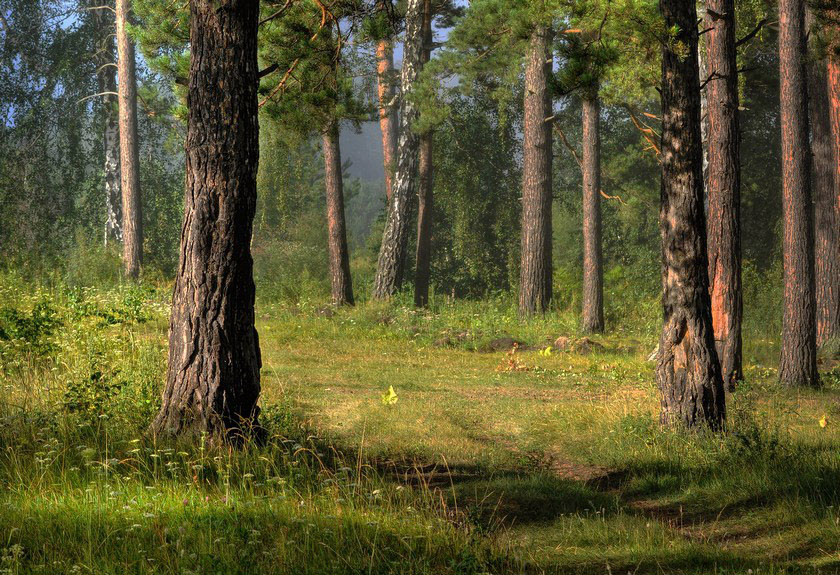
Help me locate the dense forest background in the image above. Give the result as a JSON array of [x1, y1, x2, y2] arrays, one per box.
[[0, 0, 785, 335]]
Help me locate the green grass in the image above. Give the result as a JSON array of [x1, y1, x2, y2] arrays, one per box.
[[1, 277, 840, 574]]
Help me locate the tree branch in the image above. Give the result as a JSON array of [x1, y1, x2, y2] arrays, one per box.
[[259, 58, 300, 108], [77, 91, 118, 104], [736, 18, 769, 48]]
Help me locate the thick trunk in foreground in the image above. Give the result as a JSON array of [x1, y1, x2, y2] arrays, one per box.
[[372, 0, 423, 300], [92, 3, 121, 245], [820, 51, 840, 346], [518, 24, 553, 317], [323, 119, 354, 306], [705, 0, 742, 390], [657, 0, 725, 429], [581, 94, 603, 333], [414, 0, 434, 308], [376, 1, 398, 204], [116, 0, 142, 279], [778, 0, 818, 387], [152, 0, 261, 438]]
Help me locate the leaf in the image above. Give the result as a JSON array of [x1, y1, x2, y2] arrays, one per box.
[[820, 414, 828, 428], [381, 385, 398, 405]]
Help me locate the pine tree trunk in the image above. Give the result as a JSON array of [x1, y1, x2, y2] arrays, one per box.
[[581, 94, 603, 333], [92, 2, 121, 246], [812, 57, 838, 348], [778, 0, 818, 387], [657, 0, 726, 429], [376, 1, 398, 204], [372, 0, 423, 300], [323, 118, 354, 306], [518, 23, 553, 317], [116, 0, 142, 279], [818, 43, 840, 346], [705, 0, 742, 390], [152, 0, 261, 439], [414, 0, 434, 308]]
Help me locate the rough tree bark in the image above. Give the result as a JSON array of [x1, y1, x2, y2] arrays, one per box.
[[116, 0, 142, 279], [811, 53, 839, 348], [818, 26, 840, 347], [581, 93, 604, 333], [92, 2, 121, 246], [414, 0, 434, 308], [705, 0, 742, 390], [372, 0, 423, 300], [322, 117, 354, 306], [657, 0, 726, 429], [518, 23, 554, 317], [152, 0, 262, 438], [376, 0, 398, 204], [778, 0, 818, 387]]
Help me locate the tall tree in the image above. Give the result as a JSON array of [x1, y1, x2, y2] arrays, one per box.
[[91, 2, 121, 246], [323, 113, 354, 305], [373, 0, 424, 299], [376, 0, 398, 203], [815, 10, 840, 347], [778, 0, 818, 387], [414, 0, 434, 307], [581, 89, 603, 332], [704, 0, 742, 389], [116, 0, 142, 278], [518, 21, 554, 316], [153, 0, 261, 438], [656, 0, 725, 429]]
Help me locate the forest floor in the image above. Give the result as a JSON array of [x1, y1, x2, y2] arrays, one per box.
[[2, 278, 840, 574]]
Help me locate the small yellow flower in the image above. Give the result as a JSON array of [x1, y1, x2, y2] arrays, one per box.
[[819, 414, 829, 428]]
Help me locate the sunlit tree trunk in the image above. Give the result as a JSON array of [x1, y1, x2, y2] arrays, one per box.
[[414, 0, 434, 308], [323, 117, 354, 306], [116, 0, 142, 278], [581, 93, 604, 333], [657, 0, 726, 429], [518, 23, 553, 316], [705, 0, 742, 390], [153, 0, 261, 439], [373, 0, 423, 300], [376, 0, 398, 204], [778, 0, 818, 387], [817, 16, 840, 347]]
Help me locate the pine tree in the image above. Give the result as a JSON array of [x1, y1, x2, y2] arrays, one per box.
[[116, 0, 142, 279], [656, 0, 726, 429], [778, 0, 818, 387], [153, 0, 261, 438], [705, 0, 742, 389]]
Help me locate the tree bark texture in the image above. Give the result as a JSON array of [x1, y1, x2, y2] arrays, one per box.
[[373, 0, 423, 300], [92, 2, 121, 246], [581, 94, 604, 333], [323, 118, 354, 306], [818, 46, 840, 346], [116, 0, 142, 278], [414, 0, 434, 308], [152, 0, 262, 438], [518, 24, 554, 317], [657, 0, 726, 429], [705, 0, 742, 390], [812, 56, 839, 348], [376, 1, 398, 204], [778, 0, 818, 387]]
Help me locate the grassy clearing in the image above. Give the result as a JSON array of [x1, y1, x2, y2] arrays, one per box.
[[1, 276, 840, 574]]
